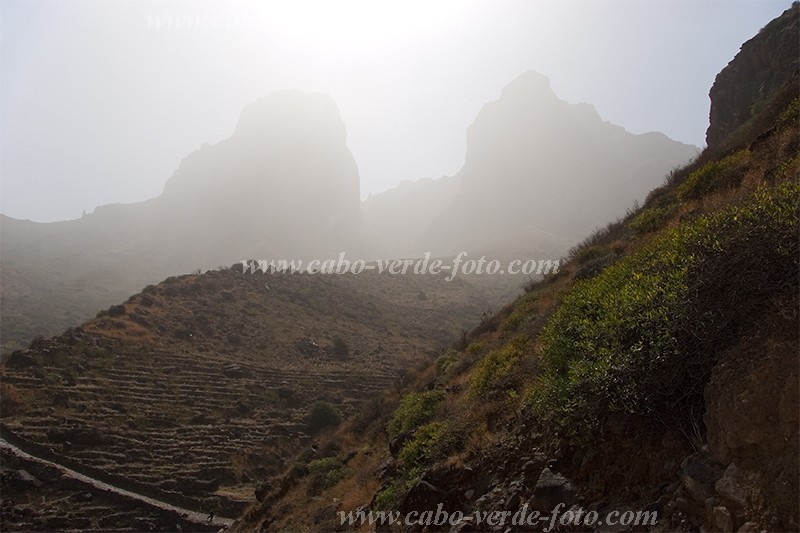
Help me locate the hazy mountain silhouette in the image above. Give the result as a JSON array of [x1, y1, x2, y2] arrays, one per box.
[[427, 71, 698, 255], [0, 90, 365, 351], [367, 72, 698, 259], [2, 76, 696, 351]]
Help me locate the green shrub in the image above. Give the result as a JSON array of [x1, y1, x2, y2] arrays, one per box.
[[434, 351, 460, 377], [530, 181, 799, 442], [307, 457, 346, 493], [469, 334, 530, 396], [775, 95, 800, 130], [374, 422, 451, 510], [500, 293, 538, 334], [397, 422, 449, 473], [677, 150, 747, 200], [771, 154, 798, 182], [574, 245, 605, 265], [644, 184, 678, 210], [628, 205, 676, 235], [306, 401, 342, 434], [574, 251, 619, 281], [387, 390, 445, 437], [465, 340, 488, 355], [373, 477, 417, 511]]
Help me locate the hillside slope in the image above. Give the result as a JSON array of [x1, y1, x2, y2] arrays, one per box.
[[0, 265, 492, 521], [232, 7, 799, 532]]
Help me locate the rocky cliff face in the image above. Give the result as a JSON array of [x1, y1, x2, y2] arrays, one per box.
[[706, 2, 799, 146]]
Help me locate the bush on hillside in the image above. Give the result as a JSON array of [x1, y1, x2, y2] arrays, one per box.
[[530, 181, 799, 442], [306, 401, 342, 434], [374, 421, 451, 510], [628, 205, 677, 235], [677, 149, 747, 201], [307, 456, 347, 494], [387, 389, 446, 438], [469, 334, 530, 397]]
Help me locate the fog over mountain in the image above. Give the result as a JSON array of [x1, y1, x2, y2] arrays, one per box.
[[368, 72, 697, 258], [0, 72, 697, 351], [158, 90, 363, 261], [0, 90, 367, 350], [1, 4, 798, 532]]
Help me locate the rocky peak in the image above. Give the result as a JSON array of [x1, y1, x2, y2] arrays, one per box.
[[422, 70, 696, 256], [232, 90, 348, 149], [156, 89, 362, 257], [706, 2, 799, 146], [499, 70, 557, 101]]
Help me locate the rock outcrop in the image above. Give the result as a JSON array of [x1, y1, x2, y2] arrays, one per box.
[[706, 2, 800, 146]]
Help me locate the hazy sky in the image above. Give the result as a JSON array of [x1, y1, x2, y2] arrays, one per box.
[[0, 0, 789, 222]]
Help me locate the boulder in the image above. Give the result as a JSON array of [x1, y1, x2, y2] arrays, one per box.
[[715, 463, 760, 509], [529, 467, 576, 512], [389, 431, 411, 458]]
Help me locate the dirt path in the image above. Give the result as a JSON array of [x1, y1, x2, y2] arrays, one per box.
[[0, 438, 235, 529]]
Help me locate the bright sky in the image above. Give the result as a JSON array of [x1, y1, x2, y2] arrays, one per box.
[[0, 0, 789, 222]]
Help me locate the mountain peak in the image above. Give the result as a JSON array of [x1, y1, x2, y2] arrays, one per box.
[[232, 90, 347, 146], [500, 70, 556, 101]]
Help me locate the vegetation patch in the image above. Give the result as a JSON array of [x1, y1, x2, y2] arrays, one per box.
[[574, 245, 606, 265], [374, 421, 451, 510], [469, 334, 530, 397], [387, 390, 446, 438], [530, 181, 799, 442], [465, 340, 488, 356], [396, 422, 449, 474], [306, 401, 342, 434], [628, 205, 677, 235], [434, 351, 460, 378], [677, 149, 748, 201], [330, 336, 350, 359], [307, 456, 347, 494], [500, 293, 538, 334], [775, 95, 800, 130]]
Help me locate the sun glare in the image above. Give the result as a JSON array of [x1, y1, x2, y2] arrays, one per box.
[[264, 0, 472, 47]]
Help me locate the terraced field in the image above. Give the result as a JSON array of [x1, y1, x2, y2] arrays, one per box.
[[0, 266, 493, 521], [1, 441, 226, 531]]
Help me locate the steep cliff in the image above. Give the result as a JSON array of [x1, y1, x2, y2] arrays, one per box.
[[706, 2, 799, 146]]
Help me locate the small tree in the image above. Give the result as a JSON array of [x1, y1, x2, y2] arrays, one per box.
[[306, 401, 342, 434], [331, 336, 350, 359]]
